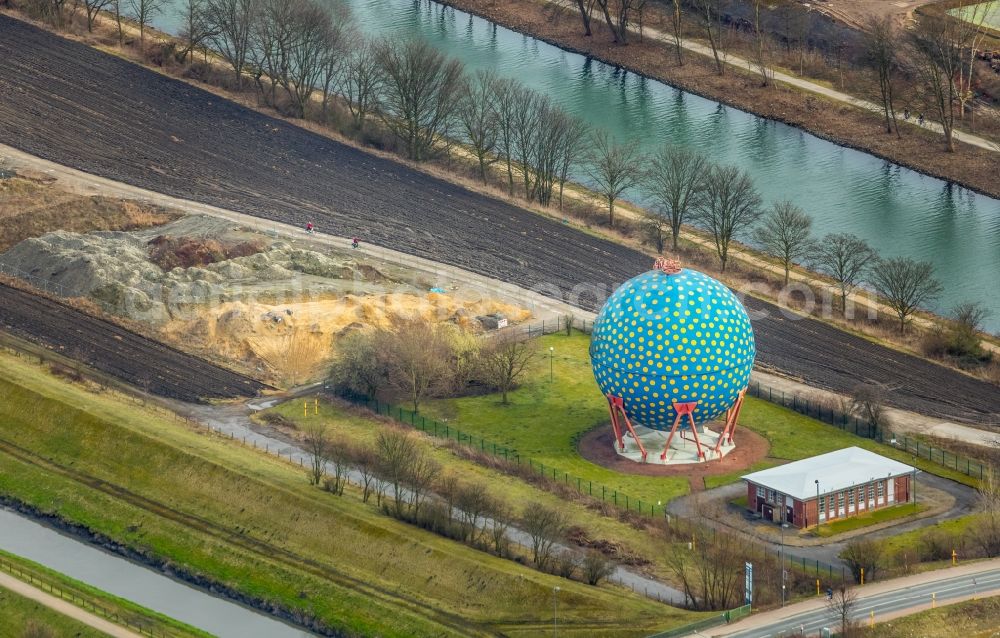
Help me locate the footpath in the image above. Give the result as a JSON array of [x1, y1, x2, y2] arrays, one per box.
[[0, 571, 141, 638]]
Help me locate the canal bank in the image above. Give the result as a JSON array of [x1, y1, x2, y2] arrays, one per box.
[[0, 504, 315, 637]]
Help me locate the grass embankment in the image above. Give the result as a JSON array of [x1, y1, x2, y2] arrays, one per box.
[[860, 595, 1000, 637], [0, 586, 107, 638], [265, 396, 692, 584], [0, 549, 210, 638], [417, 331, 968, 499], [814, 504, 929, 538], [0, 351, 696, 637]]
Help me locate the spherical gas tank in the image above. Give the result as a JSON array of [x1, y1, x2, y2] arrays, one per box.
[[590, 262, 755, 429]]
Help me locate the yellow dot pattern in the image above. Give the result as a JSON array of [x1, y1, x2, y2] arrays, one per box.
[[590, 268, 755, 430]]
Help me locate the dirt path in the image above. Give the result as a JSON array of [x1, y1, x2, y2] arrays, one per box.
[[0, 571, 140, 638], [0, 15, 998, 423], [0, 283, 269, 402]]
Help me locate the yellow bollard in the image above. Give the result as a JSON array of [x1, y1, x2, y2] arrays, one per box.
[[932, 592, 936, 608], [870, 610, 875, 627], [952, 549, 957, 566], [304, 400, 307, 418], [315, 398, 319, 415], [816, 579, 820, 596], [860, 568, 864, 586]]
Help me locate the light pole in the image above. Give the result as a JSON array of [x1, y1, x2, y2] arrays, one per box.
[[553, 586, 560, 636], [815, 479, 820, 528], [549, 347, 554, 382], [780, 522, 789, 607]]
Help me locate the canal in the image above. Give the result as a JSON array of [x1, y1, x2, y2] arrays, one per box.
[[155, 0, 1000, 331]]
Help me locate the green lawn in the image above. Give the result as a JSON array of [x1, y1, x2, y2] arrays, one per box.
[[0, 351, 697, 637], [0, 549, 209, 638], [860, 595, 1000, 637], [814, 503, 928, 538], [0, 585, 108, 638], [417, 331, 954, 504]]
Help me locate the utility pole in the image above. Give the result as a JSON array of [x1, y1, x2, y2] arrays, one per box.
[[780, 522, 788, 607]]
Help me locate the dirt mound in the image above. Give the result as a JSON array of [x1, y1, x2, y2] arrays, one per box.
[[148, 235, 266, 270]]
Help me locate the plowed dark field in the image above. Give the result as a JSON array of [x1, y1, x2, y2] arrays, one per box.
[[0, 284, 268, 402], [0, 16, 997, 422]]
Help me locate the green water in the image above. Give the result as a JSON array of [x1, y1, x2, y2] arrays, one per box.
[[949, 1, 1000, 30], [154, 0, 1000, 332]]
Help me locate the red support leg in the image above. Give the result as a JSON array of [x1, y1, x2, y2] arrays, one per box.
[[681, 406, 706, 460], [714, 389, 747, 454], [661, 401, 699, 461], [608, 395, 647, 461]]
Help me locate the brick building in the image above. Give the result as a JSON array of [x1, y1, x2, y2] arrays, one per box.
[[742, 447, 915, 529]]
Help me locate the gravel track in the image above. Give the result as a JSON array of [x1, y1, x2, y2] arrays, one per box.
[[0, 284, 268, 402], [0, 16, 997, 422]]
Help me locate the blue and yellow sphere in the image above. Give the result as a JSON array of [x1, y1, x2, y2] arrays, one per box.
[[590, 267, 755, 430]]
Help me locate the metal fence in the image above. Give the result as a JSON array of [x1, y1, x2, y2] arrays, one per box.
[[645, 604, 753, 638], [746, 380, 989, 480], [0, 557, 171, 637]]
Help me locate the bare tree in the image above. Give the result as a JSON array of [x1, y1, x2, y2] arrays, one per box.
[[351, 443, 378, 503], [868, 257, 943, 333], [82, 0, 113, 32], [329, 329, 389, 399], [385, 321, 453, 413], [176, 0, 219, 62], [570, 0, 596, 36], [668, 533, 743, 610], [851, 381, 888, 432], [455, 481, 493, 544], [521, 502, 566, 570], [669, 0, 684, 65], [908, 12, 984, 152], [374, 39, 465, 161], [864, 15, 901, 136], [405, 450, 441, 518], [488, 501, 513, 556], [587, 131, 643, 227], [278, 0, 350, 119], [826, 584, 858, 636], [479, 333, 535, 404], [458, 70, 501, 184], [582, 550, 616, 585], [492, 77, 521, 197], [843, 538, 887, 583], [751, 0, 773, 86], [303, 421, 331, 486], [695, 165, 763, 271], [812, 233, 877, 312], [696, 0, 730, 75], [752, 201, 813, 285], [593, 0, 646, 45], [125, 0, 164, 46], [323, 434, 352, 495], [376, 427, 416, 516], [972, 468, 1000, 557], [947, 301, 990, 358], [511, 87, 545, 200], [206, 0, 257, 89], [644, 145, 709, 251], [339, 38, 380, 127], [555, 115, 589, 210]]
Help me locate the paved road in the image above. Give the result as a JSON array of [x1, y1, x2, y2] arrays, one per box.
[[707, 560, 1000, 637], [0, 571, 141, 638]]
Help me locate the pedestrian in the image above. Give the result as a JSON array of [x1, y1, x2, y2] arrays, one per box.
[[903, 108, 910, 121], [918, 113, 925, 126], [352, 236, 359, 249], [306, 221, 315, 234]]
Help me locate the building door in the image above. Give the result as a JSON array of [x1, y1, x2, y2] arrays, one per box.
[[762, 504, 773, 521], [786, 505, 793, 524]]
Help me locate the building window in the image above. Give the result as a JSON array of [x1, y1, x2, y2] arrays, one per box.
[[877, 481, 884, 502], [838, 492, 845, 510], [848, 489, 855, 510], [819, 495, 825, 511], [756, 486, 764, 499], [868, 484, 875, 502], [768, 489, 775, 502]]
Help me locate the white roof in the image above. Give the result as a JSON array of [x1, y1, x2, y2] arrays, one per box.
[[741, 447, 914, 501]]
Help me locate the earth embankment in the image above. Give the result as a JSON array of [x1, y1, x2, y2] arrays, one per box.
[[0, 283, 269, 402], [0, 15, 997, 422]]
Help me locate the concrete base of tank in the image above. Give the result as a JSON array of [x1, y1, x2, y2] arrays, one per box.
[[615, 424, 736, 464]]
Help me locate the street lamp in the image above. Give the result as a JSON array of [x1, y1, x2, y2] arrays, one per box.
[[780, 523, 789, 607], [553, 586, 560, 636], [549, 347, 554, 382], [815, 479, 820, 528]]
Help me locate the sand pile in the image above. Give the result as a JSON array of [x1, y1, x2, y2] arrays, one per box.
[[163, 294, 531, 384]]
